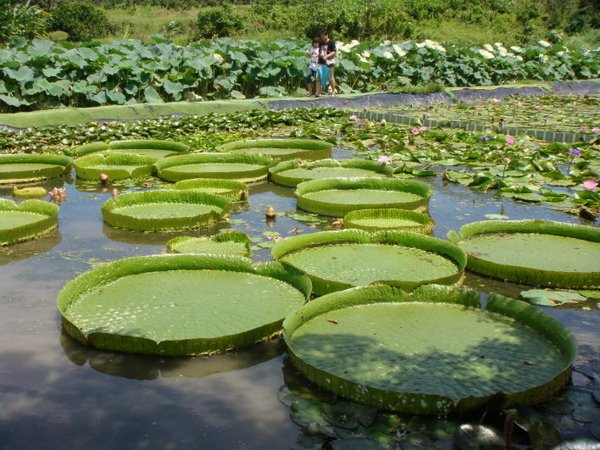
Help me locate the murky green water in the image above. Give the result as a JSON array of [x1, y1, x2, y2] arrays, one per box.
[[0, 155, 598, 449]]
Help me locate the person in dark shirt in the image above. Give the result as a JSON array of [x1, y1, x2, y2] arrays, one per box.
[[318, 30, 337, 96]]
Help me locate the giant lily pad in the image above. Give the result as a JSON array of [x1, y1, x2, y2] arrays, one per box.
[[74, 153, 157, 180], [344, 208, 434, 234], [167, 231, 251, 257], [73, 139, 189, 159], [283, 284, 576, 414], [155, 153, 272, 183], [448, 220, 600, 289], [0, 198, 59, 245], [295, 178, 432, 217], [220, 139, 333, 162], [269, 159, 393, 187], [272, 230, 465, 295], [102, 190, 231, 232], [58, 254, 311, 355], [167, 178, 248, 201], [0, 154, 71, 184]]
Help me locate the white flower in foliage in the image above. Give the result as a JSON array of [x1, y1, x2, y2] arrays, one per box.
[[382, 51, 394, 59], [483, 43, 494, 52], [510, 45, 523, 53], [478, 49, 495, 59], [538, 40, 551, 48], [213, 53, 224, 63], [494, 43, 508, 56], [392, 44, 407, 57]]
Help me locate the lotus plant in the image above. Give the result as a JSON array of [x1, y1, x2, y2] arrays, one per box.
[[377, 155, 392, 166], [582, 180, 598, 191], [501, 157, 511, 179]]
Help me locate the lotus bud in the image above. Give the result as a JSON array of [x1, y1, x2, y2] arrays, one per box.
[[111, 188, 120, 197], [265, 206, 277, 219], [99, 173, 109, 183]]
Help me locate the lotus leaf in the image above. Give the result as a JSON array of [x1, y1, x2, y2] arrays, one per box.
[[155, 153, 272, 183], [220, 139, 333, 162], [168, 178, 248, 201], [269, 159, 393, 187], [74, 153, 157, 180], [0, 198, 59, 245], [450, 220, 600, 288], [167, 231, 251, 257], [0, 154, 71, 184], [58, 254, 311, 355], [102, 190, 231, 232], [283, 284, 576, 414], [295, 178, 432, 217], [343, 208, 434, 234], [272, 230, 465, 295]]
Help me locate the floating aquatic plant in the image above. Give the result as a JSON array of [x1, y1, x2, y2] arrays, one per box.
[[0, 198, 59, 245]]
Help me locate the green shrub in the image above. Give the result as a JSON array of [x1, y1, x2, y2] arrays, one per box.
[[194, 5, 243, 39], [50, 2, 114, 41], [0, 0, 48, 45]]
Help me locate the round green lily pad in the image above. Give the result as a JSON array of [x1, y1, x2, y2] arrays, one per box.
[[155, 153, 272, 183], [73, 140, 189, 159], [272, 230, 465, 295], [449, 220, 600, 289], [344, 208, 434, 234], [102, 190, 231, 232], [74, 153, 157, 180], [0, 198, 59, 245], [283, 284, 576, 414], [168, 178, 248, 201], [0, 154, 72, 184], [295, 178, 432, 217], [520, 289, 587, 307], [269, 159, 393, 187], [167, 231, 251, 257], [220, 139, 333, 162], [58, 254, 311, 355]]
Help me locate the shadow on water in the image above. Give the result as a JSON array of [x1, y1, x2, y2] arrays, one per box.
[[60, 332, 285, 381], [0, 230, 62, 265]]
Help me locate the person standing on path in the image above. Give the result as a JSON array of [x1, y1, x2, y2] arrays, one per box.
[[305, 37, 322, 97], [319, 30, 337, 96]]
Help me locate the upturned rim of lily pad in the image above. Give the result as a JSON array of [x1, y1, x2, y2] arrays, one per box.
[[0, 198, 59, 246], [58, 254, 312, 356], [74, 152, 157, 180], [102, 189, 231, 232], [283, 284, 576, 415], [71, 139, 190, 157], [343, 208, 435, 234], [167, 231, 252, 257], [272, 229, 466, 295], [167, 177, 249, 201], [0, 154, 72, 184], [219, 138, 333, 162], [295, 177, 432, 217], [269, 158, 394, 187], [154, 152, 273, 183], [448, 219, 600, 289]]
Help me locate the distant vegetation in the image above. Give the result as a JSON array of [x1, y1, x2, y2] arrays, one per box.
[[1, 0, 599, 47]]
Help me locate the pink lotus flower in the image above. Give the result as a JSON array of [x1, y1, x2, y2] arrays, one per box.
[[592, 127, 600, 133], [502, 157, 511, 164], [579, 126, 589, 132], [582, 180, 598, 190], [505, 136, 515, 145], [377, 155, 392, 165], [349, 114, 358, 121], [411, 128, 420, 135], [418, 125, 429, 132]]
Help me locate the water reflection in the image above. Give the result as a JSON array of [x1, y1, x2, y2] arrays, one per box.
[[0, 230, 62, 265], [60, 332, 285, 381], [102, 222, 231, 246]]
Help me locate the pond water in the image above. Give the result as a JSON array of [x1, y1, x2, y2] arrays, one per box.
[[0, 149, 598, 449]]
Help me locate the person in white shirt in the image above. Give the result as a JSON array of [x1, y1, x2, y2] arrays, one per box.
[[305, 37, 322, 97]]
